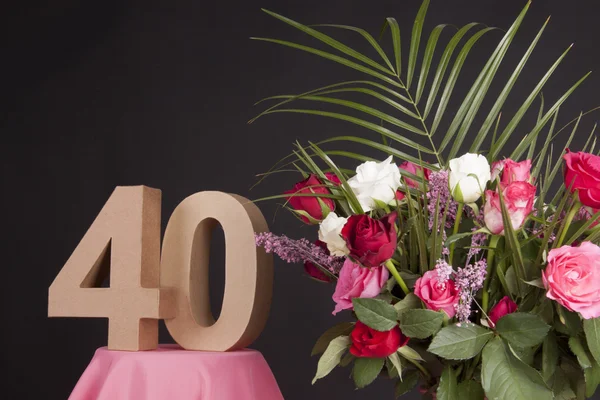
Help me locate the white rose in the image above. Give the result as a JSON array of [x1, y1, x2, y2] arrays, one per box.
[[347, 156, 401, 212], [318, 212, 349, 257], [449, 153, 491, 203]]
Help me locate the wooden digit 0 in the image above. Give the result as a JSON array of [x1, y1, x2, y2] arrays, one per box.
[[48, 186, 172, 351], [160, 191, 273, 351]]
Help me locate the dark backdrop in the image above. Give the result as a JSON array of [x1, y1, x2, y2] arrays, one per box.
[[2, 0, 599, 399]]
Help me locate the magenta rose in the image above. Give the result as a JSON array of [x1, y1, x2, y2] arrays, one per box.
[[488, 296, 518, 327], [304, 240, 333, 283], [414, 270, 460, 318], [332, 259, 389, 315], [324, 172, 342, 186], [543, 242, 600, 319], [484, 181, 536, 235], [398, 161, 431, 188], [563, 150, 600, 209], [284, 174, 334, 224], [500, 159, 532, 186], [341, 212, 398, 268]]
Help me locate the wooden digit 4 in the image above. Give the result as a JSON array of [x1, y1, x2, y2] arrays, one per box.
[[48, 186, 273, 352]]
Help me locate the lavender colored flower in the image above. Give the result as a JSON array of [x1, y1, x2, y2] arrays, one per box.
[[427, 170, 459, 231], [255, 232, 345, 275], [467, 210, 487, 261], [454, 259, 487, 323], [434, 259, 452, 286]]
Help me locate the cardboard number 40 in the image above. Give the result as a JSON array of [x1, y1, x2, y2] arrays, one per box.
[[48, 186, 273, 352]]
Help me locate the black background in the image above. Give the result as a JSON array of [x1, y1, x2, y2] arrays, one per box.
[[2, 0, 599, 399]]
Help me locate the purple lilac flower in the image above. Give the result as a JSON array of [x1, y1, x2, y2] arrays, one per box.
[[434, 259, 452, 286], [454, 259, 487, 323], [255, 232, 345, 275], [427, 170, 459, 231], [467, 210, 487, 261]]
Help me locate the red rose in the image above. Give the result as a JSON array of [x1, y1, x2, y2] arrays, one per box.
[[564, 150, 600, 209], [304, 240, 332, 283], [488, 296, 517, 327], [500, 159, 532, 187], [398, 161, 431, 188], [341, 212, 397, 268], [349, 321, 408, 358], [284, 175, 335, 224], [324, 172, 342, 186]]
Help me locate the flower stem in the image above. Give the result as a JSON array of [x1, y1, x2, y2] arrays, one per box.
[[385, 260, 409, 295], [556, 201, 582, 247], [482, 235, 500, 313], [449, 202, 465, 265], [405, 357, 432, 382]]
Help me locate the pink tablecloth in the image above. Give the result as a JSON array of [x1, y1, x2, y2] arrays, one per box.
[[69, 345, 284, 400]]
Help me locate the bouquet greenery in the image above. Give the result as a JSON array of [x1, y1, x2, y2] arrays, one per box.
[[252, 1, 600, 399]]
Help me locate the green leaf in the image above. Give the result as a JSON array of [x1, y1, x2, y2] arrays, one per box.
[[312, 335, 350, 384], [584, 318, 600, 365], [250, 37, 403, 88], [398, 309, 444, 339], [388, 352, 403, 379], [552, 368, 577, 400], [570, 337, 592, 369], [437, 366, 458, 400], [584, 361, 600, 398], [386, 18, 402, 78], [311, 322, 355, 356], [415, 24, 447, 104], [495, 312, 550, 348], [555, 305, 582, 336], [352, 357, 385, 389], [542, 332, 559, 383], [395, 370, 419, 398], [428, 323, 493, 360], [397, 345, 424, 362], [407, 0, 430, 89], [393, 293, 422, 316], [353, 298, 398, 331], [481, 337, 553, 400], [457, 380, 485, 400]]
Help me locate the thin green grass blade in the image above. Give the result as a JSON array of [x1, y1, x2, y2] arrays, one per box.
[[415, 24, 447, 104], [407, 0, 430, 88], [261, 9, 393, 75], [527, 94, 545, 160], [250, 38, 403, 88], [531, 109, 558, 179]]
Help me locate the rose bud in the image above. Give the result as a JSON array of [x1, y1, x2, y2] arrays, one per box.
[[449, 153, 491, 203], [318, 212, 350, 257], [488, 296, 518, 327], [398, 161, 431, 189], [483, 181, 536, 235], [349, 321, 409, 358], [563, 150, 600, 209], [543, 242, 600, 319], [414, 270, 460, 318], [500, 159, 532, 186], [341, 212, 397, 268], [331, 259, 388, 315], [304, 240, 333, 283], [324, 172, 342, 186], [284, 174, 335, 224]]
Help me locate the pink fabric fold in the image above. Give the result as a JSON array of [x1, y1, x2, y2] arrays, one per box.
[[69, 345, 284, 400]]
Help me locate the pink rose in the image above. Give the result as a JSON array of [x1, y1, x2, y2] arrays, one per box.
[[398, 161, 431, 188], [491, 159, 507, 182], [483, 181, 536, 235], [332, 259, 389, 315], [543, 242, 600, 319], [414, 270, 459, 318], [501, 159, 532, 186], [488, 296, 518, 327], [563, 150, 600, 209]]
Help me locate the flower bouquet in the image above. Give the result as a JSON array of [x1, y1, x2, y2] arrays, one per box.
[[252, 1, 600, 399]]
